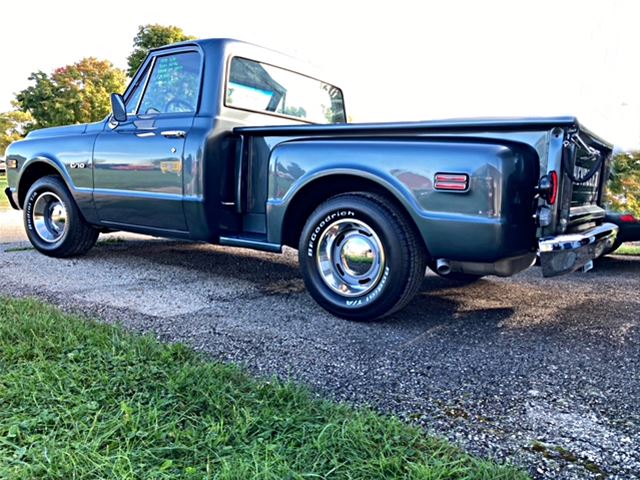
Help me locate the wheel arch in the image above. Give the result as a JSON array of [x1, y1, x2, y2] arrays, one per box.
[[275, 171, 427, 253], [17, 157, 69, 208]]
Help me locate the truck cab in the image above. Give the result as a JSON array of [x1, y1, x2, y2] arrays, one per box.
[[4, 38, 618, 320]]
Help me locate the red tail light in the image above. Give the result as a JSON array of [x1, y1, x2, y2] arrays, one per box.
[[620, 214, 637, 223], [538, 171, 559, 205], [549, 171, 558, 205]]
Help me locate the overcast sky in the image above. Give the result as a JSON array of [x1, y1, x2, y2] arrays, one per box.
[[1, 0, 638, 149]]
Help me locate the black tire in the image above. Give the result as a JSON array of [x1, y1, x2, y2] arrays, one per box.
[[23, 175, 99, 258], [603, 238, 623, 256], [298, 193, 426, 321], [427, 261, 484, 283]]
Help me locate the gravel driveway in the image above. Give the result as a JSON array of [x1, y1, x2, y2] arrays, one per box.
[[1, 209, 638, 479]]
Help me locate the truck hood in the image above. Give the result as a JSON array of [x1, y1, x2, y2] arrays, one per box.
[[26, 123, 89, 139]]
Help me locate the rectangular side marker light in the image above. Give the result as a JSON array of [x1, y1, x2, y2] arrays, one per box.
[[434, 173, 469, 192]]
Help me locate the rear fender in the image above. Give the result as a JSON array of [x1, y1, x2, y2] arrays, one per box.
[[266, 137, 540, 262]]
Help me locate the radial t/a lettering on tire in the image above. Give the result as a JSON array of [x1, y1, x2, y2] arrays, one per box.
[[23, 175, 99, 258], [298, 193, 426, 321]]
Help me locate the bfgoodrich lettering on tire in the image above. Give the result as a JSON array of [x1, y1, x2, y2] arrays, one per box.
[[298, 192, 426, 321], [23, 175, 99, 258]]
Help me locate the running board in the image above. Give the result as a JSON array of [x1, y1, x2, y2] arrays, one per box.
[[219, 235, 282, 253]]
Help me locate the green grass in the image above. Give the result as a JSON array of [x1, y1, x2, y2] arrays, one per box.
[[0, 297, 527, 480], [616, 244, 640, 256], [0, 174, 8, 210]]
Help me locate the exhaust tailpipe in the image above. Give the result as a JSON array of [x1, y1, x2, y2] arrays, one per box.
[[436, 258, 452, 276]]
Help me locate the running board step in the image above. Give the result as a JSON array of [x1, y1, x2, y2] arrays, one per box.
[[219, 235, 282, 253]]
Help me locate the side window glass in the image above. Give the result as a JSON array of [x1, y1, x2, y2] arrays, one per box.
[[138, 52, 200, 115], [125, 65, 150, 114]]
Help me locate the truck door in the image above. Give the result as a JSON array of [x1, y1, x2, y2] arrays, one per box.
[[93, 50, 201, 231]]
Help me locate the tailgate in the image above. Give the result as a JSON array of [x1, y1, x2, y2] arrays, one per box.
[[557, 127, 613, 232], [538, 125, 617, 276]]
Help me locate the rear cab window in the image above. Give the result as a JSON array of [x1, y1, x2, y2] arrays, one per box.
[[225, 57, 346, 124]]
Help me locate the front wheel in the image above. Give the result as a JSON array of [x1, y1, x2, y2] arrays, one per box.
[[298, 193, 426, 321], [24, 175, 99, 258]]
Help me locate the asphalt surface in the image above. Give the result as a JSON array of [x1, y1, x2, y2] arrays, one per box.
[[1, 208, 638, 479]]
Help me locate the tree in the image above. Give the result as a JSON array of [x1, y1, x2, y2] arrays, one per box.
[[16, 58, 126, 129], [0, 108, 34, 154], [127, 24, 196, 77], [607, 150, 640, 216]]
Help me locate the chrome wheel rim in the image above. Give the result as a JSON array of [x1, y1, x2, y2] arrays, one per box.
[[316, 219, 385, 297], [31, 192, 68, 243]]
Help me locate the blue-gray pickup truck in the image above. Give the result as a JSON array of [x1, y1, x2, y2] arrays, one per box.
[[4, 38, 618, 320]]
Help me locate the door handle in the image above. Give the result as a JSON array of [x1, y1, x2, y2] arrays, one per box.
[[136, 131, 156, 138], [161, 130, 186, 138]]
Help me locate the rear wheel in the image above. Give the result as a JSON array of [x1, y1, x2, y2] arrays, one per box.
[[298, 193, 426, 321], [24, 175, 99, 258]]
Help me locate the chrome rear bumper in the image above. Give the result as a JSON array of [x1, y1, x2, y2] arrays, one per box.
[[538, 223, 618, 277]]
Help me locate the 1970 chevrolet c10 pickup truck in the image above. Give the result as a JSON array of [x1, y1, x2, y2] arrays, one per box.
[[4, 38, 619, 320]]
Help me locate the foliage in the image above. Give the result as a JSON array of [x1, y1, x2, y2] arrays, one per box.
[[0, 297, 527, 480], [15, 58, 126, 129], [608, 150, 640, 216], [0, 175, 8, 210], [283, 105, 308, 118], [127, 24, 196, 77], [0, 107, 33, 154]]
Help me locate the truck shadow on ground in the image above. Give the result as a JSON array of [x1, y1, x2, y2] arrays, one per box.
[[91, 240, 519, 330], [95, 239, 302, 279], [94, 239, 514, 298], [593, 255, 640, 274], [93, 239, 639, 279], [389, 294, 516, 333], [86, 239, 637, 335]]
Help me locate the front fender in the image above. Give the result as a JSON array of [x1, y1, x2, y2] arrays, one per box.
[[7, 133, 98, 222]]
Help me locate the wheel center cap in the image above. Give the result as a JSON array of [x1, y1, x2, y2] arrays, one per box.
[[339, 235, 376, 277], [316, 218, 385, 298], [50, 203, 67, 230], [31, 192, 68, 243]]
